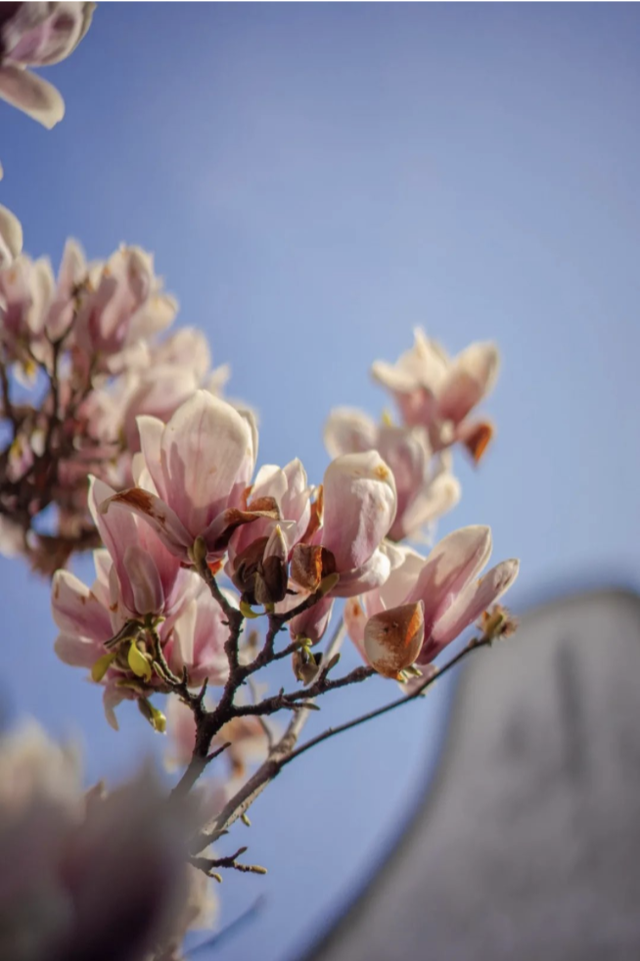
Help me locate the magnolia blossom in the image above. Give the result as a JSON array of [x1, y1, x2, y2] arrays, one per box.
[[227, 459, 313, 607], [345, 526, 519, 679], [287, 450, 397, 643], [74, 245, 177, 374], [324, 406, 460, 542], [0, 720, 204, 961], [0, 239, 86, 370], [52, 538, 230, 729], [100, 390, 274, 563], [372, 328, 500, 462], [0, 2, 94, 128], [0, 202, 22, 268]]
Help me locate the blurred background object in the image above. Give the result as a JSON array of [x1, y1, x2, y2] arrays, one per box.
[[302, 588, 640, 961]]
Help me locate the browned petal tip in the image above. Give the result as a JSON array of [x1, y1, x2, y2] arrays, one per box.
[[364, 603, 425, 679], [463, 421, 494, 464], [290, 543, 336, 592]]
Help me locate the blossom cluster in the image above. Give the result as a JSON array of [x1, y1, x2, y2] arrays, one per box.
[[0, 5, 522, 959]]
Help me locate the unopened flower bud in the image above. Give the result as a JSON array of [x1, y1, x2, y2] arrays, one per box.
[[479, 603, 518, 641], [364, 602, 425, 680]]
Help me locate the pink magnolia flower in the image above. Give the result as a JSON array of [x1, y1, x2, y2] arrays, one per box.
[[371, 328, 500, 462], [0, 720, 203, 961], [324, 406, 460, 542], [0, 202, 22, 268], [120, 327, 229, 453], [100, 390, 275, 564], [287, 450, 397, 643], [0, 239, 86, 369], [52, 541, 229, 730], [345, 526, 519, 679], [74, 246, 177, 374], [227, 459, 313, 606], [0, 2, 94, 128]]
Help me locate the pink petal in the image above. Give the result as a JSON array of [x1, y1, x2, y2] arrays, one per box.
[[407, 525, 492, 632], [160, 391, 254, 535], [331, 547, 392, 597], [0, 64, 64, 128], [100, 487, 193, 560], [54, 632, 102, 669], [288, 595, 334, 644], [322, 451, 397, 573], [438, 343, 499, 424], [51, 569, 112, 641], [430, 558, 520, 653], [122, 545, 165, 615], [323, 408, 377, 458], [0, 203, 23, 268]]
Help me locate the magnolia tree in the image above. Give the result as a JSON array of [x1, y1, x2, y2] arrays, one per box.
[[0, 6, 519, 960]]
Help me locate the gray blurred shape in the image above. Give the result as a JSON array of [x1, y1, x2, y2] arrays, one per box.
[[301, 588, 640, 961]]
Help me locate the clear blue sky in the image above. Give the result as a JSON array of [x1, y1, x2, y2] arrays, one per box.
[[1, 4, 640, 959]]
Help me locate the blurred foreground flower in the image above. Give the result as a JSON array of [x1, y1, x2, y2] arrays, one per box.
[[0, 719, 212, 961], [0, 2, 94, 128]]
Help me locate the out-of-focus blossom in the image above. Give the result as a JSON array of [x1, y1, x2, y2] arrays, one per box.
[[372, 328, 499, 462], [166, 696, 269, 780], [101, 391, 275, 563], [0, 202, 22, 267], [74, 246, 177, 374], [287, 450, 397, 643], [0, 719, 201, 961], [0, 2, 94, 128], [324, 407, 460, 542], [345, 526, 519, 679]]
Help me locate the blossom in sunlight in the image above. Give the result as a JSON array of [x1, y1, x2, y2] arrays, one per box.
[[52, 539, 230, 730], [0, 720, 201, 961], [0, 202, 22, 268], [345, 526, 519, 679], [74, 245, 177, 375], [227, 458, 313, 607], [324, 406, 460, 542], [287, 450, 397, 643], [371, 328, 499, 462], [0, 2, 94, 129], [100, 390, 277, 563]]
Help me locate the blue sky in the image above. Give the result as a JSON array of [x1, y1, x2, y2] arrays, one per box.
[[1, 3, 640, 959]]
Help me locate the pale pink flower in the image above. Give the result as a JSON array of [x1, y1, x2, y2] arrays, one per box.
[[0, 720, 197, 961], [372, 328, 499, 462], [0, 2, 94, 128], [345, 527, 519, 678], [0, 240, 85, 369], [287, 450, 397, 643], [324, 407, 460, 542], [74, 246, 177, 374], [100, 390, 273, 563], [0, 202, 22, 268], [89, 476, 187, 620]]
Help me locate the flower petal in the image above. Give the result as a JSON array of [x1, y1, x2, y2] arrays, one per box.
[[160, 391, 254, 534], [0, 64, 64, 128], [324, 408, 377, 459], [438, 343, 500, 424], [407, 525, 492, 631], [100, 487, 193, 560], [364, 602, 425, 679], [431, 558, 520, 653], [51, 569, 112, 640], [0, 203, 23, 268], [322, 451, 397, 573]]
